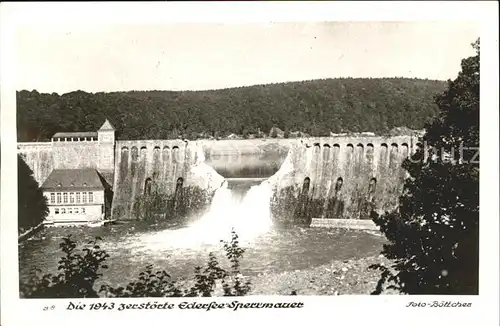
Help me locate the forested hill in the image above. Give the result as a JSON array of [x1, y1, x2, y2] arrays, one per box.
[[17, 78, 446, 141]]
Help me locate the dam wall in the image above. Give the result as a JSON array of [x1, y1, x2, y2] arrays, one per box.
[[18, 139, 114, 187], [268, 135, 420, 221], [18, 128, 422, 222], [111, 140, 224, 219], [17, 142, 55, 185]]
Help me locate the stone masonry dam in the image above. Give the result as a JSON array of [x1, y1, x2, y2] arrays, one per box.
[[18, 134, 421, 221]]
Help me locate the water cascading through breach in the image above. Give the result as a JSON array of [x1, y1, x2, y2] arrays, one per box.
[[135, 179, 274, 250], [190, 179, 274, 244]]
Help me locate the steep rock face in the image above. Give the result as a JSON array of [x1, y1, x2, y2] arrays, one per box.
[[267, 135, 418, 224], [111, 140, 224, 219]]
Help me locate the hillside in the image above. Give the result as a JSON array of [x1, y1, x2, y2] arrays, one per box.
[[17, 78, 447, 141]]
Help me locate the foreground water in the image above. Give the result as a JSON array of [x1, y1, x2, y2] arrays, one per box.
[[19, 222, 385, 289], [19, 177, 386, 291]]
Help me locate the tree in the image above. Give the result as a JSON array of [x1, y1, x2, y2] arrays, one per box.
[[241, 127, 250, 139], [270, 127, 278, 139], [18, 155, 49, 233], [370, 39, 480, 295], [425, 38, 480, 160], [283, 127, 290, 139], [17, 78, 446, 141]]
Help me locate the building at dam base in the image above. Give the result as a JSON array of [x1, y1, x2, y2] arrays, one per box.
[[41, 168, 109, 225], [18, 119, 422, 225]]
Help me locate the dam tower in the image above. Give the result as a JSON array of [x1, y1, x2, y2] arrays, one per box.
[[97, 119, 116, 184]]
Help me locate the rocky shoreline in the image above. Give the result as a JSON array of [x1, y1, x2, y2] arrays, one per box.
[[248, 254, 399, 295], [159, 254, 399, 297]]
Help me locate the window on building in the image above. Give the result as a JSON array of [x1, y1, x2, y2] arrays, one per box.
[[50, 193, 55, 204], [82, 192, 87, 203], [69, 192, 75, 204], [55, 208, 60, 214], [76, 192, 81, 203], [61, 208, 66, 214], [63, 192, 68, 203], [56, 193, 62, 204], [68, 208, 73, 214], [81, 208, 86, 214], [74, 208, 79, 214], [88, 192, 94, 203]]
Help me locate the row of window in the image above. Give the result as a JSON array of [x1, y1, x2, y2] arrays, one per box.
[[52, 137, 98, 142], [49, 192, 94, 205], [54, 207, 86, 215]]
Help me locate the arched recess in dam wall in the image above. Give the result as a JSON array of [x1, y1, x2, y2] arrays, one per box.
[[269, 135, 420, 219], [111, 140, 224, 219]]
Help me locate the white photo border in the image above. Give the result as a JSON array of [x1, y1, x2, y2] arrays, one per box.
[[1, 2, 498, 326]]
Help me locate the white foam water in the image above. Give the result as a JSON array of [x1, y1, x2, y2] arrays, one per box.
[[125, 179, 274, 251]]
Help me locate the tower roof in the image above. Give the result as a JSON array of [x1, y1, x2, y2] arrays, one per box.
[[98, 119, 115, 131]]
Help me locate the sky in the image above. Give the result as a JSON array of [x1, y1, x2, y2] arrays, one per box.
[[15, 21, 479, 94]]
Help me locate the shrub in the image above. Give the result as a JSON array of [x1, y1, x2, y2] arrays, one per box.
[[134, 186, 212, 224], [20, 236, 109, 298], [270, 128, 278, 139], [270, 186, 314, 227], [20, 230, 251, 298], [322, 197, 346, 219], [220, 231, 252, 296], [134, 192, 170, 222]]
